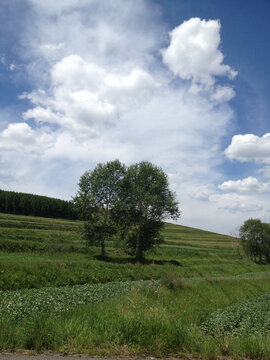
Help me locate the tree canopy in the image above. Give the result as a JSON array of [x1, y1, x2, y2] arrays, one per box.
[[239, 218, 270, 263], [117, 161, 180, 261], [74, 160, 180, 261], [73, 160, 126, 258]]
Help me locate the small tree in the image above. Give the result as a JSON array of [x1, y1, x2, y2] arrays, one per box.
[[239, 218, 270, 263], [73, 160, 125, 258], [117, 161, 180, 262]]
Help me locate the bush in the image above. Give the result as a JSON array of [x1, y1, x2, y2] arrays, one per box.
[[161, 273, 183, 290]]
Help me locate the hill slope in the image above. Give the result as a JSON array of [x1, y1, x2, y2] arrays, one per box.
[[0, 212, 270, 358], [0, 211, 266, 291], [0, 212, 235, 255]]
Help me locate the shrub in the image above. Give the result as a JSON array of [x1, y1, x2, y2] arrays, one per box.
[[161, 273, 183, 290]]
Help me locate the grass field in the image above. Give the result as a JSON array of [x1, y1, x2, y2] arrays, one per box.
[[0, 212, 269, 359]]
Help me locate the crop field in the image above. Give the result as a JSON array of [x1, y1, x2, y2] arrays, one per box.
[[0, 212, 270, 359]]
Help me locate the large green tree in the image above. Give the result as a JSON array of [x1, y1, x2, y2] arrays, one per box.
[[73, 160, 125, 258], [117, 161, 180, 262]]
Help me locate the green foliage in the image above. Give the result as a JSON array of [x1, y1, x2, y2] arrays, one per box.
[[0, 189, 77, 219], [73, 160, 125, 257], [240, 218, 270, 262], [117, 161, 180, 261], [74, 160, 180, 261], [124, 219, 164, 255], [203, 293, 270, 336], [1, 277, 270, 358], [119, 161, 180, 222], [0, 280, 157, 321], [83, 211, 116, 247], [161, 273, 183, 290]]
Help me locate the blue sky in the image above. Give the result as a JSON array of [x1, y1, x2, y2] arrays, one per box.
[[1, 0, 270, 234]]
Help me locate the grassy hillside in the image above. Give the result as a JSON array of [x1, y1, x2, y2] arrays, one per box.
[[0, 212, 269, 359]]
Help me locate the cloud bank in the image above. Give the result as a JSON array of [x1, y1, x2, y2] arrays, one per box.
[[1, 1, 259, 233]]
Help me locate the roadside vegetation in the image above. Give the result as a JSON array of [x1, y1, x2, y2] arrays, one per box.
[[0, 211, 270, 359]]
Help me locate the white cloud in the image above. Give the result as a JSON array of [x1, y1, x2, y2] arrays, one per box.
[[258, 166, 270, 179], [210, 85, 235, 103], [29, 0, 94, 15], [50, 55, 105, 90], [19, 89, 47, 104], [0, 169, 19, 185], [189, 184, 215, 201], [0, 2, 244, 234], [162, 18, 237, 87], [23, 106, 62, 125], [225, 133, 270, 163], [20, 54, 160, 137], [211, 192, 264, 213], [9, 64, 16, 71], [24, 0, 165, 78], [104, 67, 158, 93], [221, 201, 263, 213], [219, 176, 270, 193], [0, 123, 53, 154], [0, 54, 5, 64], [39, 43, 64, 53]]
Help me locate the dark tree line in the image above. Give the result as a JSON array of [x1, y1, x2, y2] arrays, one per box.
[[0, 189, 77, 220]]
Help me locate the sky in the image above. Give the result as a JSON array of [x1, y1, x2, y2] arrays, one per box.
[[1, 0, 270, 234]]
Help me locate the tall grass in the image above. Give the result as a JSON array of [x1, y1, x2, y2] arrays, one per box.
[[1, 279, 269, 358], [1, 250, 269, 290]]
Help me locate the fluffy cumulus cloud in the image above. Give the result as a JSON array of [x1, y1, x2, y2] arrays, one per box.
[[20, 54, 159, 137], [0, 123, 54, 154], [162, 18, 237, 87], [219, 177, 270, 193], [221, 133, 270, 221], [0, 1, 248, 233], [225, 133, 270, 163]]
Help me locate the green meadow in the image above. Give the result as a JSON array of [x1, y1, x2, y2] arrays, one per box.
[[0, 212, 270, 359]]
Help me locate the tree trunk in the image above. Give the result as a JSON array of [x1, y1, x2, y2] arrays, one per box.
[[100, 206, 108, 259], [135, 226, 143, 262], [236, 242, 241, 258], [101, 236, 105, 258]]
